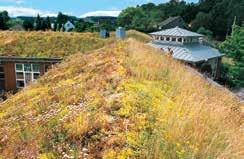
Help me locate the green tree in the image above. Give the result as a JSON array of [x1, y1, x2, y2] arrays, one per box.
[[117, 7, 139, 29], [197, 27, 213, 38], [219, 25, 244, 87], [191, 12, 212, 31], [0, 11, 10, 30], [56, 12, 69, 31], [23, 19, 34, 31], [46, 16, 51, 30], [35, 14, 42, 30]]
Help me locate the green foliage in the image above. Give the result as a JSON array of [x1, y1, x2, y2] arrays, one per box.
[[192, 12, 212, 31], [219, 25, 244, 87], [34, 15, 52, 31], [56, 12, 69, 27], [118, 2, 189, 32], [6, 18, 23, 28], [0, 11, 10, 30], [197, 27, 213, 38], [23, 19, 34, 31], [117, 0, 244, 39]]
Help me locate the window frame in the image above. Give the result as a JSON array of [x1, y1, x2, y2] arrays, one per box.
[[15, 63, 41, 88]]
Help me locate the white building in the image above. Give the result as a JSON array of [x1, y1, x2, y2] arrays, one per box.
[[149, 26, 224, 79], [64, 21, 75, 32]]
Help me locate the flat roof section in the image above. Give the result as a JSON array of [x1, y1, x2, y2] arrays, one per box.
[[0, 56, 62, 63]]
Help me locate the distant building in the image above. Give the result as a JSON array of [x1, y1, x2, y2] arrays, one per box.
[[64, 21, 75, 32], [9, 24, 25, 31], [157, 16, 188, 30], [149, 27, 224, 79], [0, 57, 61, 91]]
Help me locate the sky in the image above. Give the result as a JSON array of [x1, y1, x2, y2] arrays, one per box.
[[0, 0, 198, 17]]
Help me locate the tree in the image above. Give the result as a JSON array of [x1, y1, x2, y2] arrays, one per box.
[[46, 16, 51, 30], [117, 7, 139, 29], [23, 19, 34, 31], [56, 12, 69, 31], [219, 25, 244, 87], [197, 27, 213, 38], [0, 11, 10, 30], [35, 14, 42, 30], [191, 12, 212, 31]]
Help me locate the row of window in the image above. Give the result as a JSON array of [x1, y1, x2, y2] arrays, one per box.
[[15, 64, 41, 88], [154, 36, 198, 43]]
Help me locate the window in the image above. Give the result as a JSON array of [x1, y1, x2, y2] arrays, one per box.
[[172, 38, 176, 42], [178, 38, 182, 42], [16, 81, 24, 88], [15, 63, 41, 88], [16, 64, 23, 71], [166, 37, 170, 41], [0, 65, 5, 80], [0, 66, 4, 90], [33, 64, 40, 72]]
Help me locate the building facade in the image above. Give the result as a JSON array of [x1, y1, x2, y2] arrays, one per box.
[[0, 57, 61, 91], [149, 27, 224, 79]]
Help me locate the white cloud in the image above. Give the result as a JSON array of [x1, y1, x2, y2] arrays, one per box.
[[0, 6, 57, 17], [0, 0, 24, 4], [80, 10, 121, 18]]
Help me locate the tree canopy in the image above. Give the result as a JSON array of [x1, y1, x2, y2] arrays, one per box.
[[117, 0, 244, 39], [0, 11, 10, 30], [219, 25, 244, 87]]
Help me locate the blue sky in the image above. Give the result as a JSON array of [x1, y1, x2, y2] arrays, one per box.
[[0, 0, 198, 17]]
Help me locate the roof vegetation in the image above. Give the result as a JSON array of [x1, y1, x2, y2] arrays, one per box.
[[0, 31, 111, 58], [0, 32, 242, 158]]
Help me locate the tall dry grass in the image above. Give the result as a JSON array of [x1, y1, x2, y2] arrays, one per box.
[[0, 36, 242, 158], [119, 39, 243, 158]]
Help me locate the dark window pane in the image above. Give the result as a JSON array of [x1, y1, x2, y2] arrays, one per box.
[[0, 66, 4, 72], [32, 64, 40, 72], [33, 73, 40, 79], [16, 72, 24, 79], [16, 64, 23, 71], [0, 80, 5, 90], [24, 64, 32, 72], [172, 38, 176, 42], [0, 73, 4, 79], [17, 80, 25, 88]]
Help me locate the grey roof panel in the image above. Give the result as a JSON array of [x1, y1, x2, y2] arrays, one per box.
[[150, 27, 203, 37], [149, 41, 223, 62]]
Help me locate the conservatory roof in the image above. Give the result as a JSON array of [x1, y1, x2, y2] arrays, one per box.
[[149, 41, 223, 63], [150, 27, 204, 37]]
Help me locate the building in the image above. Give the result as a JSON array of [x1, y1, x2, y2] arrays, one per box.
[[0, 56, 61, 91], [64, 21, 75, 32], [149, 26, 224, 79], [157, 16, 188, 30]]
